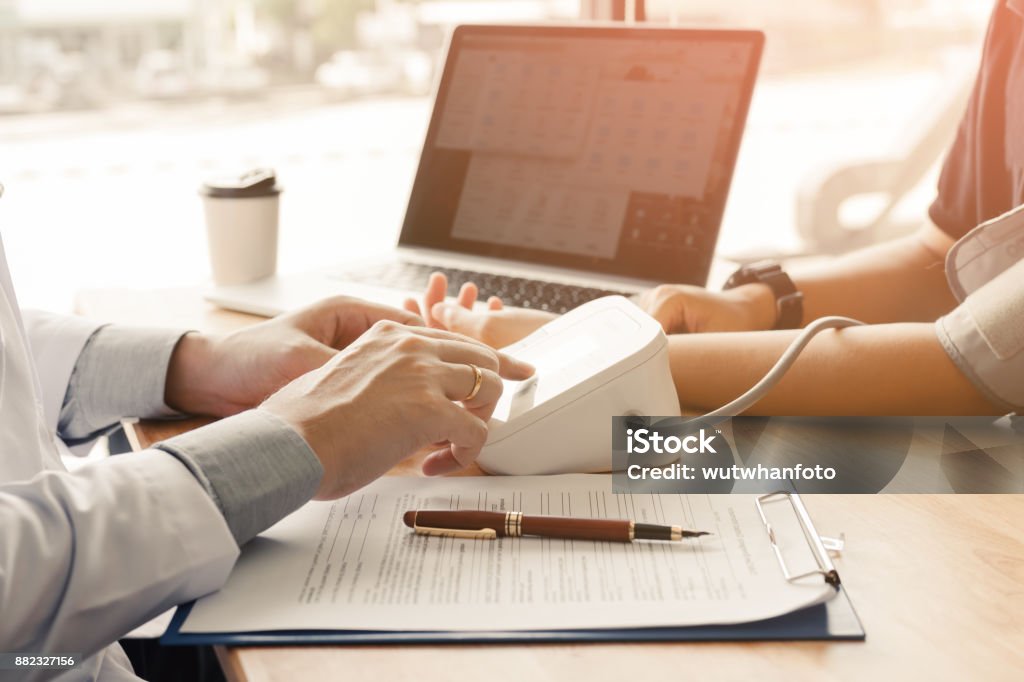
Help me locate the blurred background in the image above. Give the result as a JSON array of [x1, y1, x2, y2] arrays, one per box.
[[0, 0, 992, 311]]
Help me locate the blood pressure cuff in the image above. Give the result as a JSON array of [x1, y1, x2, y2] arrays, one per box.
[[936, 205, 1024, 412]]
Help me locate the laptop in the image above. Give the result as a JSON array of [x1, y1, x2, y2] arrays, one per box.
[[208, 24, 764, 317]]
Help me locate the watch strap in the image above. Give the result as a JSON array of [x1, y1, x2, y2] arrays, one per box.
[[723, 262, 803, 330]]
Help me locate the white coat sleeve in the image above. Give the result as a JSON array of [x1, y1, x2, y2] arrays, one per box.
[[0, 449, 238, 659]]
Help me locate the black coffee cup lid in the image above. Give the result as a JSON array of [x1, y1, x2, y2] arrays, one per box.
[[201, 168, 281, 198]]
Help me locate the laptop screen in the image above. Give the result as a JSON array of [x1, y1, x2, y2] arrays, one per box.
[[399, 25, 763, 286]]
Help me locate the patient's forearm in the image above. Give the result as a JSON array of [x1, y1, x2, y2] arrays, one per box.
[[667, 324, 1002, 416], [792, 224, 958, 324]]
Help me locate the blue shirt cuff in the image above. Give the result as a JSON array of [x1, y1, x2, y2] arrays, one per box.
[[59, 325, 186, 444], [155, 409, 324, 546]]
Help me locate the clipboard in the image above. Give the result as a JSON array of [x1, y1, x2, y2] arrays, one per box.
[[161, 585, 862, 645], [162, 491, 864, 645]]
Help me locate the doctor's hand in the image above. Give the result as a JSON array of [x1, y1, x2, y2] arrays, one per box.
[[165, 296, 422, 418], [260, 321, 534, 497], [634, 283, 777, 334], [403, 272, 555, 348]]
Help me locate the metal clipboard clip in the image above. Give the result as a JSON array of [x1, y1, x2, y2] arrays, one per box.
[[755, 491, 842, 587]]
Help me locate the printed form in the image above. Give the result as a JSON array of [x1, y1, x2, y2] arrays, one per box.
[[180, 475, 835, 634]]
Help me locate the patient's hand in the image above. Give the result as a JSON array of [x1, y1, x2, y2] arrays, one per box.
[[635, 283, 776, 334], [403, 273, 555, 348]]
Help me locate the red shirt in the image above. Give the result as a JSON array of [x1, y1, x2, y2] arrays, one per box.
[[930, 1, 1024, 238]]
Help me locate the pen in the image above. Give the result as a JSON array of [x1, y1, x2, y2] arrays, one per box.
[[403, 510, 710, 542]]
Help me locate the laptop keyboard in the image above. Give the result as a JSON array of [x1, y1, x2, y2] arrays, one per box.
[[340, 261, 630, 314]]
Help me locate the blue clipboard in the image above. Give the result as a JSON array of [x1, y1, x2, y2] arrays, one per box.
[[161, 585, 863, 646]]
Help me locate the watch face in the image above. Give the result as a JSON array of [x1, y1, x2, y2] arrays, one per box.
[[750, 262, 783, 279]]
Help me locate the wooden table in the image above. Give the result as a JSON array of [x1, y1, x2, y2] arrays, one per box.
[[77, 287, 1024, 682]]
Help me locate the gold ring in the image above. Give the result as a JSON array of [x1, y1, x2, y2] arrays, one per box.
[[463, 363, 483, 402]]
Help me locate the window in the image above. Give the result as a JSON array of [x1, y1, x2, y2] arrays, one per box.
[[0, 1, 990, 309]]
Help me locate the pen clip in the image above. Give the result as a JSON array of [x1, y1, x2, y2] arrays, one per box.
[[414, 525, 497, 540]]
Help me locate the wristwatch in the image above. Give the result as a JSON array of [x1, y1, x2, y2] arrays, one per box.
[[722, 261, 803, 330]]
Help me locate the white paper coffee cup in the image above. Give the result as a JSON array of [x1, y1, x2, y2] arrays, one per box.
[[200, 169, 281, 286]]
